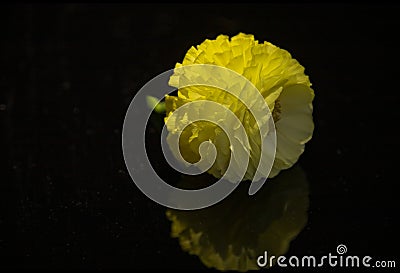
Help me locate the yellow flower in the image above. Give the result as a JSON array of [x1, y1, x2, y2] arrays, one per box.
[[165, 33, 314, 180]]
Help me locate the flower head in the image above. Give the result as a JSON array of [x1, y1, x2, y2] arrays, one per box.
[[165, 33, 314, 180]]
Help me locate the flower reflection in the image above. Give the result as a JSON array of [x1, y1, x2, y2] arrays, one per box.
[[166, 165, 309, 271]]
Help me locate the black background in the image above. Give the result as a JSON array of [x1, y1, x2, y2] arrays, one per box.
[[1, 3, 399, 271]]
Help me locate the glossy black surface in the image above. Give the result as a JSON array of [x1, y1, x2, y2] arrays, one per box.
[[1, 3, 399, 271]]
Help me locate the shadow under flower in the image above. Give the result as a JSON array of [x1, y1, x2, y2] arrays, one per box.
[[166, 165, 309, 271]]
